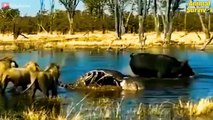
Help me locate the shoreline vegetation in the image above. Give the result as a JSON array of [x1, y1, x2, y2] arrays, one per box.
[[1, 97, 213, 120], [0, 31, 213, 51]]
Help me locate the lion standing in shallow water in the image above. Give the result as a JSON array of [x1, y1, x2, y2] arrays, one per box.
[[0, 61, 40, 94], [0, 57, 19, 91], [21, 63, 60, 98], [0, 57, 19, 79]]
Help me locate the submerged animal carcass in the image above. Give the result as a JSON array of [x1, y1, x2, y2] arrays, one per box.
[[60, 69, 144, 91]]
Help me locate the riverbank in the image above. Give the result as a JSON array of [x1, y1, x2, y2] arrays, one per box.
[[0, 31, 212, 51]]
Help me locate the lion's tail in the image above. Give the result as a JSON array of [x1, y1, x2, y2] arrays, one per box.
[[21, 76, 36, 94]]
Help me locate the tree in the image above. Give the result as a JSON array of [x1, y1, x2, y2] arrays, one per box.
[[107, 0, 115, 14], [195, 1, 213, 51], [107, 0, 129, 39], [138, 0, 150, 48], [53, 10, 69, 34], [50, 0, 55, 34], [153, 0, 160, 38], [59, 0, 80, 34], [37, 0, 48, 33], [158, 0, 185, 45], [124, 0, 136, 33], [0, 8, 21, 39], [184, 4, 187, 34], [83, 0, 106, 34], [114, 0, 122, 39]]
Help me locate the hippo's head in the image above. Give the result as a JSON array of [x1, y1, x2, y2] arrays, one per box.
[[178, 60, 195, 78], [120, 79, 144, 91]]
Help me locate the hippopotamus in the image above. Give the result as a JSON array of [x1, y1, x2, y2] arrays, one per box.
[[129, 53, 195, 78], [59, 69, 144, 91]]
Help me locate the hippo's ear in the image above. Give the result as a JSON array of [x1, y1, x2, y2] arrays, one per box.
[[130, 53, 134, 58], [57, 64, 60, 69], [181, 60, 188, 67], [35, 63, 40, 67]]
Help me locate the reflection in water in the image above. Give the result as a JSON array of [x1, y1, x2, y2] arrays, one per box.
[[69, 89, 142, 101], [0, 93, 33, 113], [0, 47, 213, 114]]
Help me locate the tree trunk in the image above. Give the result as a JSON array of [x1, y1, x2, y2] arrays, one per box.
[[184, 12, 187, 34], [50, 0, 54, 35], [208, 13, 211, 31], [138, 15, 143, 43], [154, 15, 161, 38], [121, 12, 125, 35], [13, 23, 18, 40], [114, 0, 121, 39], [38, 21, 42, 33], [160, 10, 166, 42], [37, 24, 48, 33], [163, 20, 168, 42], [165, 18, 174, 43], [198, 12, 212, 50], [68, 12, 74, 35], [138, 16, 144, 48], [1, 25, 6, 35], [102, 14, 105, 34], [153, 0, 160, 38], [138, 0, 147, 49], [161, 0, 173, 44], [50, 15, 54, 34], [204, 29, 210, 39], [198, 13, 210, 39], [124, 12, 132, 33], [124, 2, 135, 33], [164, 0, 170, 43], [200, 36, 213, 51]]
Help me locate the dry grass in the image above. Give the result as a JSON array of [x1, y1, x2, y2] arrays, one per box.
[[176, 98, 213, 117], [0, 31, 213, 51], [23, 108, 66, 120], [1, 97, 213, 120], [63, 97, 213, 119]]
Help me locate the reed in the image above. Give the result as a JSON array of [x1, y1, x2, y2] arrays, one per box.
[[1, 97, 213, 120]]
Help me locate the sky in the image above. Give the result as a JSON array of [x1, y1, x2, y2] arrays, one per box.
[[0, 0, 85, 16], [0, 0, 213, 16]]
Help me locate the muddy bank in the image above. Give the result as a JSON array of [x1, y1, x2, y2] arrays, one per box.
[[0, 31, 212, 51]]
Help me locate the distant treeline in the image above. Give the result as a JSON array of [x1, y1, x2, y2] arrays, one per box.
[[0, 10, 213, 34]]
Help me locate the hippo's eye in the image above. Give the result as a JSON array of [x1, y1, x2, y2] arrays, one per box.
[[178, 74, 182, 77]]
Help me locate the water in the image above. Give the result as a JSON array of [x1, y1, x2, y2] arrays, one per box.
[[1, 47, 213, 116]]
